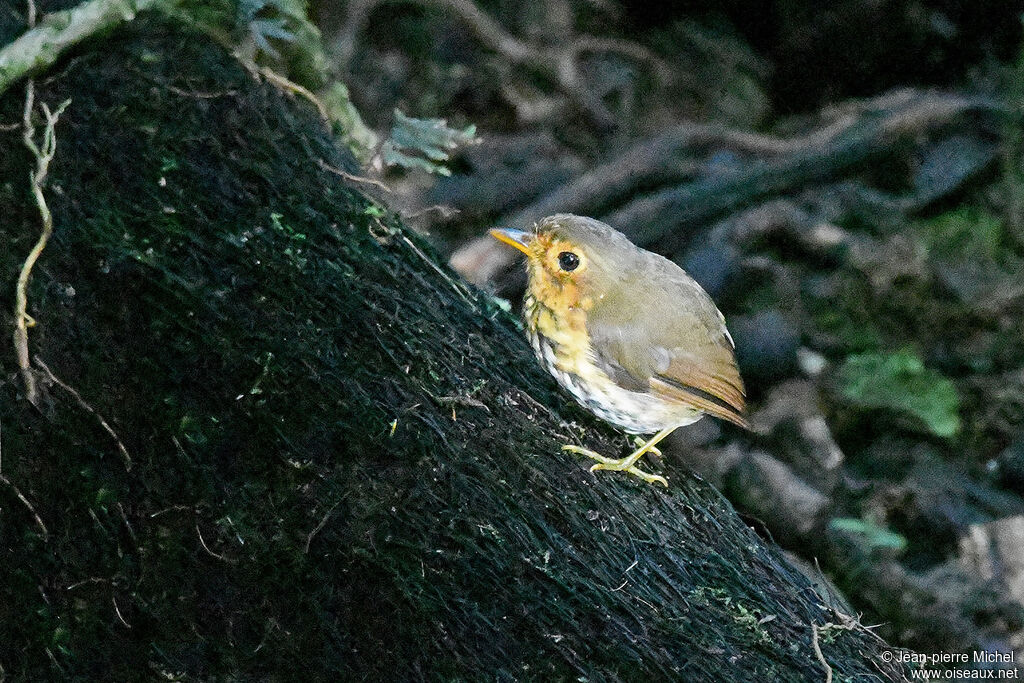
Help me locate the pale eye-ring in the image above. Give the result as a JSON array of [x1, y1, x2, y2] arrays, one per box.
[[557, 251, 580, 271]]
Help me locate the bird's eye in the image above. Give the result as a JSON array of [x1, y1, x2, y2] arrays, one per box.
[[557, 251, 580, 271]]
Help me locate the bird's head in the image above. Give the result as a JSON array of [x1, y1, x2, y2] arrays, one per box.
[[490, 214, 630, 311]]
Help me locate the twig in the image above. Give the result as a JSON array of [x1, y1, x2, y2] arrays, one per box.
[[112, 596, 131, 628], [34, 356, 132, 470], [810, 614, 863, 683], [304, 499, 342, 553], [339, 0, 531, 69], [402, 204, 460, 220], [116, 502, 139, 546], [570, 35, 670, 83], [401, 235, 478, 311], [0, 473, 49, 540], [148, 503, 194, 519], [811, 623, 833, 683], [66, 576, 108, 590], [14, 86, 70, 405], [196, 522, 235, 563], [498, 79, 565, 123], [258, 66, 329, 122], [164, 84, 237, 99], [318, 158, 392, 193]]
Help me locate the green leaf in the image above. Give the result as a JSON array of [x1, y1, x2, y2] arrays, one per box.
[[837, 350, 960, 437], [916, 206, 1005, 261], [829, 518, 907, 551], [249, 18, 296, 58], [321, 82, 378, 160], [381, 110, 480, 176]]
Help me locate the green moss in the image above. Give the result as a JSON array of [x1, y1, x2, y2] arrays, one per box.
[[838, 350, 961, 438], [915, 207, 1008, 261]]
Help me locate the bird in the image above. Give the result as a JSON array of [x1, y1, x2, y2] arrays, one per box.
[[490, 214, 748, 486]]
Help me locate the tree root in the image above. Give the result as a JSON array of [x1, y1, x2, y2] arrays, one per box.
[[34, 356, 133, 470], [13, 81, 69, 406], [0, 473, 49, 541], [451, 89, 1004, 289], [811, 613, 882, 683], [338, 0, 667, 129]]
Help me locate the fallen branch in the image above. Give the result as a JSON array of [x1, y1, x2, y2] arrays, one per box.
[[607, 91, 1001, 251], [451, 114, 856, 285], [13, 83, 69, 406], [339, 0, 666, 129], [452, 90, 1003, 289], [515, 113, 858, 223], [0, 0, 182, 97]]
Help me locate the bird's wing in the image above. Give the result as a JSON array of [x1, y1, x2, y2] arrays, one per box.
[[588, 265, 748, 429], [648, 351, 749, 430]]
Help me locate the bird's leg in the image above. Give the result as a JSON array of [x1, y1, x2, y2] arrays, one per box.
[[633, 435, 661, 457], [561, 427, 676, 487], [561, 444, 622, 465], [563, 443, 668, 486], [589, 425, 677, 476]]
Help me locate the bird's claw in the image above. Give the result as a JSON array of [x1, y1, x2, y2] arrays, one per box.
[[562, 444, 618, 464], [632, 436, 661, 457], [589, 461, 668, 486], [562, 444, 668, 486]]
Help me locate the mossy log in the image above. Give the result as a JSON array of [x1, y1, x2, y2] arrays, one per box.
[[0, 19, 908, 681]]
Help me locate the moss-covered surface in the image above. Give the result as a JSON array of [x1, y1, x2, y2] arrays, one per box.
[[0, 19, 908, 680]]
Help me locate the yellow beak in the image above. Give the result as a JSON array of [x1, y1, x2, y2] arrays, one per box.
[[489, 228, 532, 256]]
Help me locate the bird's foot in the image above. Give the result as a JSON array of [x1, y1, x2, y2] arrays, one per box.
[[561, 444, 668, 487], [633, 436, 661, 457], [561, 444, 620, 465]]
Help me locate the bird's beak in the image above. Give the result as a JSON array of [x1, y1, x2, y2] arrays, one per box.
[[488, 228, 533, 255]]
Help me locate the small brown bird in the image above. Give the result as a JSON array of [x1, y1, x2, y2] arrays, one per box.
[[491, 214, 748, 486]]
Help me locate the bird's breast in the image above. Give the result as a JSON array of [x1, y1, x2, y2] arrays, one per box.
[[524, 295, 700, 434], [524, 294, 590, 377]]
